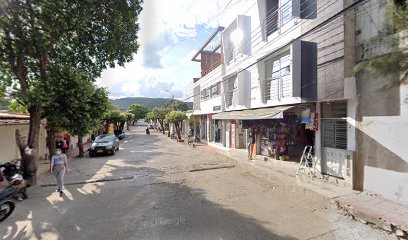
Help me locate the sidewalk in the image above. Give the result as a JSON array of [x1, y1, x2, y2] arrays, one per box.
[[190, 141, 408, 239]]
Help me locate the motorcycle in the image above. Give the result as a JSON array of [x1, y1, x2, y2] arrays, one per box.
[[0, 162, 30, 200], [0, 187, 17, 222]]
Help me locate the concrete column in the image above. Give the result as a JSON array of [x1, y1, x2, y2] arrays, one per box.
[[315, 102, 322, 173]]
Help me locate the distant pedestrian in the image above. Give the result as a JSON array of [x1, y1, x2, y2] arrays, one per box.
[[49, 148, 68, 197], [247, 137, 253, 160]]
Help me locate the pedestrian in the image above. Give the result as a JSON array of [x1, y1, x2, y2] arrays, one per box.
[[247, 137, 253, 160], [49, 148, 68, 197]]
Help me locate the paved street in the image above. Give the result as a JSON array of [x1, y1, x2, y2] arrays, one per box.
[[1, 127, 392, 240]]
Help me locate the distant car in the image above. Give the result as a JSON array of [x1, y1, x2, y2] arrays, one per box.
[[114, 129, 125, 140], [149, 125, 154, 129], [89, 135, 119, 157]]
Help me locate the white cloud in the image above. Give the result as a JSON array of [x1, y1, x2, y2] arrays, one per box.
[[97, 0, 241, 100]]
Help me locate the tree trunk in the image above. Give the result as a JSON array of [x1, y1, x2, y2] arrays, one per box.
[[167, 123, 170, 137], [17, 105, 42, 185], [78, 135, 84, 158], [46, 129, 56, 159], [175, 122, 182, 141], [159, 120, 165, 134]]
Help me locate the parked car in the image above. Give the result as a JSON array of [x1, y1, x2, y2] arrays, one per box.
[[89, 135, 119, 157], [114, 129, 125, 140], [149, 125, 154, 129]]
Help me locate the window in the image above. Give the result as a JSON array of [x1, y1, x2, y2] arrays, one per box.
[[225, 75, 237, 107], [265, 50, 291, 100], [322, 102, 348, 150], [323, 120, 347, 149], [210, 82, 221, 97], [280, 0, 292, 26], [265, 0, 293, 37], [201, 89, 206, 100], [205, 88, 210, 99]]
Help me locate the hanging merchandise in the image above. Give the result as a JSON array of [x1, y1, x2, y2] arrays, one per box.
[[312, 112, 319, 132]]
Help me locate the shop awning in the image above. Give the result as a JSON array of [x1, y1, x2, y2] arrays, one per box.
[[213, 106, 292, 120]]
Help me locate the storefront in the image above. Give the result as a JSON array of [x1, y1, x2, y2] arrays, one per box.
[[213, 104, 318, 160]]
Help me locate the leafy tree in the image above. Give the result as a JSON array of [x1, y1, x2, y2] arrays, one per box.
[[0, 0, 142, 181], [163, 99, 189, 112], [165, 111, 187, 141], [42, 66, 109, 157], [355, 0, 408, 88], [105, 111, 127, 130], [150, 108, 170, 134], [125, 112, 134, 130], [8, 99, 27, 113], [128, 104, 148, 124]]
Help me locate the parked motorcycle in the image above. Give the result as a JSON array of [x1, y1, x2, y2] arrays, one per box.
[[0, 162, 30, 200], [0, 188, 16, 222]]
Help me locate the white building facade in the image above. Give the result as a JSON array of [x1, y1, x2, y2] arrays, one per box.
[[185, 0, 407, 202]]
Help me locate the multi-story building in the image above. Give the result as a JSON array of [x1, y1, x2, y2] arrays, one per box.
[[185, 0, 407, 203], [352, 0, 408, 204]]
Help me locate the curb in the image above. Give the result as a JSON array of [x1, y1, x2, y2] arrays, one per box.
[[332, 197, 408, 239]]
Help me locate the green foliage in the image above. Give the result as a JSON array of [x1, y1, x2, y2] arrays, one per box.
[[165, 111, 187, 141], [151, 108, 170, 121], [42, 65, 110, 136], [0, 0, 143, 107], [165, 111, 187, 124], [355, 0, 408, 87], [163, 99, 189, 112], [128, 104, 148, 120], [104, 110, 128, 129], [145, 111, 154, 121], [110, 97, 193, 110], [8, 100, 27, 113]]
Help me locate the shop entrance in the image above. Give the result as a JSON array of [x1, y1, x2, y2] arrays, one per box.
[[213, 119, 222, 143], [242, 105, 317, 161]]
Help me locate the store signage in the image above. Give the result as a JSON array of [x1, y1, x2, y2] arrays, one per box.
[[213, 105, 221, 111]]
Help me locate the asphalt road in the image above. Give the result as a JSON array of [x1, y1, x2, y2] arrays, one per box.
[[0, 127, 392, 240]]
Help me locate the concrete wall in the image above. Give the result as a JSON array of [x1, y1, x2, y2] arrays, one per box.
[[0, 124, 48, 162], [354, 0, 408, 204]]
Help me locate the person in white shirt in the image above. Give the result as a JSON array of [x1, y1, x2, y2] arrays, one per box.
[[49, 149, 68, 197]]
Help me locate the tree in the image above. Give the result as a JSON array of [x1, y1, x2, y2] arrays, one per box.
[[125, 112, 134, 130], [105, 111, 127, 130], [165, 111, 187, 141], [151, 108, 170, 134], [163, 99, 189, 112], [42, 66, 109, 157], [8, 99, 27, 113], [128, 104, 148, 124], [0, 0, 142, 181], [355, 0, 408, 88]]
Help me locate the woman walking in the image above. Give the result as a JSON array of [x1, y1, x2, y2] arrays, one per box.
[[49, 149, 68, 197]]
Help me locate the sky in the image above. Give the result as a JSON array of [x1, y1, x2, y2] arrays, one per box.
[[96, 0, 232, 100]]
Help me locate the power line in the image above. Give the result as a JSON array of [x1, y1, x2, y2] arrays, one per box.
[[184, 0, 375, 104], [142, 0, 244, 68]]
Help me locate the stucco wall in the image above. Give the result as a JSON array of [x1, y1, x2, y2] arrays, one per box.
[[0, 124, 48, 162]]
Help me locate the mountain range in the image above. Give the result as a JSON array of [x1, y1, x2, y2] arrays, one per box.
[[110, 97, 193, 110]]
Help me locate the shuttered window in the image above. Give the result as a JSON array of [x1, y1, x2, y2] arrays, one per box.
[[323, 120, 347, 149], [265, 50, 291, 101], [322, 101, 347, 150]]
